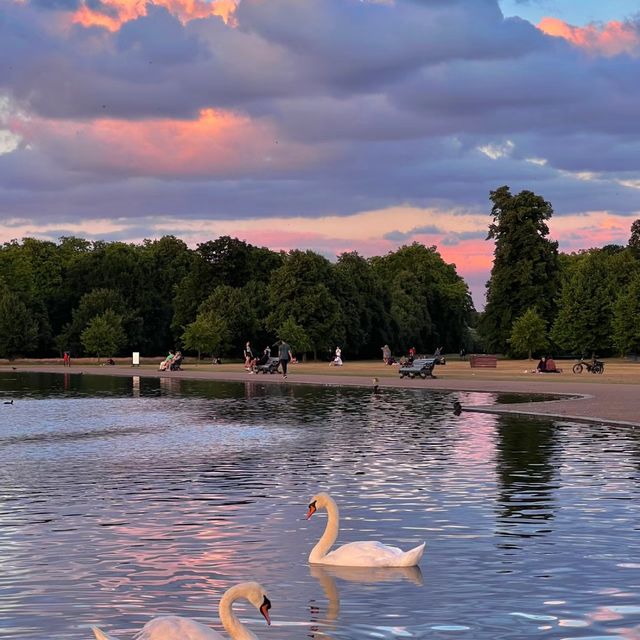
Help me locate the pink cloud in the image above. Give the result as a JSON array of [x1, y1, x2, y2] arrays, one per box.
[[13, 109, 322, 177], [538, 17, 640, 57], [71, 0, 239, 31]]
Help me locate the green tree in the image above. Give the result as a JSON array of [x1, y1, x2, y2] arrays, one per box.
[[0, 286, 38, 359], [612, 275, 640, 355], [172, 237, 283, 337], [334, 252, 392, 358], [551, 251, 615, 356], [371, 243, 473, 354], [80, 310, 126, 362], [629, 219, 640, 253], [480, 186, 561, 354], [57, 288, 142, 356], [182, 313, 229, 362], [197, 284, 262, 356], [277, 317, 313, 356], [266, 250, 344, 359], [509, 308, 548, 360]]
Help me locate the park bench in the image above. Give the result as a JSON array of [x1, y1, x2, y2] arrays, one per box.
[[399, 358, 436, 379], [255, 357, 281, 374], [470, 355, 498, 368]]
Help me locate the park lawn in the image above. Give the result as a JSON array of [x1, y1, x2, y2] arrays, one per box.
[[6, 356, 640, 385], [174, 356, 640, 385]]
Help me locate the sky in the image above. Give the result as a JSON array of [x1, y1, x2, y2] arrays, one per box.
[[1, 0, 640, 308]]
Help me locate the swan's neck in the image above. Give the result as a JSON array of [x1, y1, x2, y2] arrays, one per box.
[[219, 586, 259, 640], [309, 497, 340, 562]]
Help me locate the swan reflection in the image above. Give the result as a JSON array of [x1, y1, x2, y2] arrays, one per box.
[[308, 564, 423, 637]]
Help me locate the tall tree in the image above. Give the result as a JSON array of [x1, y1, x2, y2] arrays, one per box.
[[334, 252, 392, 358], [0, 285, 38, 359], [197, 284, 262, 356], [266, 250, 344, 359], [371, 243, 473, 353], [551, 251, 615, 356], [612, 274, 640, 356], [480, 186, 560, 353], [629, 219, 640, 252]]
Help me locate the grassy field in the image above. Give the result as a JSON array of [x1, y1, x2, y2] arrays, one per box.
[[8, 355, 639, 385]]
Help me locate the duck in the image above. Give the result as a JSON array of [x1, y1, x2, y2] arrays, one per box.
[[92, 582, 271, 640], [306, 492, 425, 567], [3, 399, 13, 405], [453, 401, 462, 416]]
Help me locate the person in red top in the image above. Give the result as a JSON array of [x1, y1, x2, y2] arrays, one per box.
[[545, 355, 560, 373]]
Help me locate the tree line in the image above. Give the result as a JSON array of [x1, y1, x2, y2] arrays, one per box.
[[2, 187, 638, 362], [0, 236, 474, 361], [481, 186, 640, 359]]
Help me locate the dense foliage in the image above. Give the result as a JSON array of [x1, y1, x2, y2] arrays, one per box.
[[0, 236, 474, 360], [3, 203, 638, 361], [480, 190, 640, 357], [480, 186, 561, 354]]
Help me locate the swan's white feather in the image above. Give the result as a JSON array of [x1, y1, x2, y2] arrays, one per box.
[[320, 541, 425, 567], [92, 626, 121, 640], [134, 616, 224, 640]]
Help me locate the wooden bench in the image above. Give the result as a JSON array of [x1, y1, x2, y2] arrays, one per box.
[[470, 355, 498, 368], [399, 358, 436, 379]]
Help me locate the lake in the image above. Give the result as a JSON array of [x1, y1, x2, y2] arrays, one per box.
[[0, 373, 639, 639]]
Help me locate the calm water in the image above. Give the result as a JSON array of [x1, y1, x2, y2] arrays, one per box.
[[1, 373, 639, 639]]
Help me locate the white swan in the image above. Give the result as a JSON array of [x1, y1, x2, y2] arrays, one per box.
[[306, 492, 425, 567], [91, 582, 271, 640]]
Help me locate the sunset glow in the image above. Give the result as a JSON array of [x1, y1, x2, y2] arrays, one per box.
[[538, 17, 640, 56], [71, 0, 239, 31], [2, 0, 639, 309]]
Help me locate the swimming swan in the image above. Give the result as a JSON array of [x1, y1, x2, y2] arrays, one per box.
[[306, 492, 425, 567], [91, 582, 271, 640]]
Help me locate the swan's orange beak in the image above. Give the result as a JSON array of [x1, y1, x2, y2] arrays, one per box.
[[306, 502, 317, 520], [260, 596, 271, 625]]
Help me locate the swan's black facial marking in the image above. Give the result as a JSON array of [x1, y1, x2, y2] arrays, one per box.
[[260, 595, 272, 625], [306, 500, 317, 519]]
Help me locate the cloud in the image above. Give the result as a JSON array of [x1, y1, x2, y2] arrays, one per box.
[[11, 107, 323, 178], [70, 0, 238, 31], [538, 17, 640, 57], [1, 0, 640, 312]]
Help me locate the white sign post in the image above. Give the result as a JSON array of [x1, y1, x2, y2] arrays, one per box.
[[132, 351, 140, 367]]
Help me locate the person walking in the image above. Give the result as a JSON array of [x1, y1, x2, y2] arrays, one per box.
[[278, 339, 292, 379], [243, 341, 254, 370]]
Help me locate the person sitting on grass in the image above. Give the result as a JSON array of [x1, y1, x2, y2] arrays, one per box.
[[545, 355, 561, 373], [536, 356, 546, 373], [170, 351, 183, 371]]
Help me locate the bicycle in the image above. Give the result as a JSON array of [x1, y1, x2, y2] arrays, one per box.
[[572, 357, 605, 374]]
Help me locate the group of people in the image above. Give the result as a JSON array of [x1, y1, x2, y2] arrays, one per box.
[[243, 342, 272, 373], [534, 355, 561, 374], [244, 340, 295, 378], [159, 350, 183, 371]]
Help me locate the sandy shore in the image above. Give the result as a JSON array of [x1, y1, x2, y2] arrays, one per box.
[[4, 358, 639, 427]]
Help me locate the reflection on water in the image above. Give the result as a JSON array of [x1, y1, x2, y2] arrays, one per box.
[[0, 373, 639, 639]]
